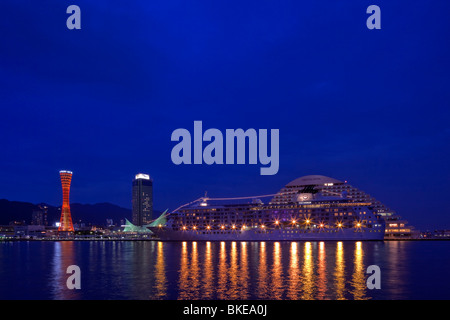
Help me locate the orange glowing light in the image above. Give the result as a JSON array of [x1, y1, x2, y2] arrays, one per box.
[[58, 171, 74, 232]]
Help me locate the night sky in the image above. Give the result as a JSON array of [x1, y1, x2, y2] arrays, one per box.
[[1, 1, 449, 230]]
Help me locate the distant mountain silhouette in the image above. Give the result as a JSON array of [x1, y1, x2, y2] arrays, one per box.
[[70, 203, 133, 226], [0, 199, 38, 225], [0, 199, 160, 226]]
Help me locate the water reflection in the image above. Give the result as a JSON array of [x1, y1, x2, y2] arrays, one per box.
[[202, 241, 214, 299], [317, 242, 327, 299], [190, 242, 200, 299], [271, 242, 284, 299], [351, 242, 368, 300], [229, 242, 239, 299], [287, 242, 300, 299], [256, 242, 269, 298], [178, 241, 190, 299], [334, 241, 346, 300], [153, 242, 167, 299], [174, 241, 376, 300], [384, 240, 410, 299], [301, 242, 314, 300], [49, 241, 81, 300], [239, 242, 249, 299], [36, 240, 378, 300], [217, 241, 228, 299], [2, 240, 443, 300]]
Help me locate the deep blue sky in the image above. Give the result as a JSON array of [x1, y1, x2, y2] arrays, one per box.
[[1, 1, 449, 230]]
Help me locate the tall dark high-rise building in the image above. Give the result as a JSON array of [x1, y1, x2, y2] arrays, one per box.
[[34, 204, 48, 226], [132, 173, 153, 226], [31, 209, 44, 226]]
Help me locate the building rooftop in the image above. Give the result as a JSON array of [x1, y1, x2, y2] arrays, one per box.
[[285, 175, 344, 187]]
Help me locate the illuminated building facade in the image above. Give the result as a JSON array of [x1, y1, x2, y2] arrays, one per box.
[[58, 170, 75, 232], [132, 173, 153, 226], [155, 175, 416, 241], [270, 175, 418, 239]]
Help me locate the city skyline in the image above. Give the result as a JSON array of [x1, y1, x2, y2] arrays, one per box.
[[1, 1, 449, 231], [1, 0, 450, 304], [0, 169, 445, 232]]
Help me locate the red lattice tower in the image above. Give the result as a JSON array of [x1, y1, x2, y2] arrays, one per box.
[[59, 170, 74, 232]]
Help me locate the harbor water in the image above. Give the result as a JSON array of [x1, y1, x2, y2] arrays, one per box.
[[0, 240, 449, 300]]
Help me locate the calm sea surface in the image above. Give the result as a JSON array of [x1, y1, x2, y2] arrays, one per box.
[[0, 240, 449, 300]]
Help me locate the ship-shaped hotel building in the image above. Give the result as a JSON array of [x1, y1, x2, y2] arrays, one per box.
[[271, 175, 417, 240], [151, 175, 416, 241]]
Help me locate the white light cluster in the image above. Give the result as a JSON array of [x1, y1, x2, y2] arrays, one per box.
[[135, 173, 150, 180]]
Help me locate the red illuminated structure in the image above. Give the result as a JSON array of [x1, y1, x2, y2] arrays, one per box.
[[59, 170, 74, 232]]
